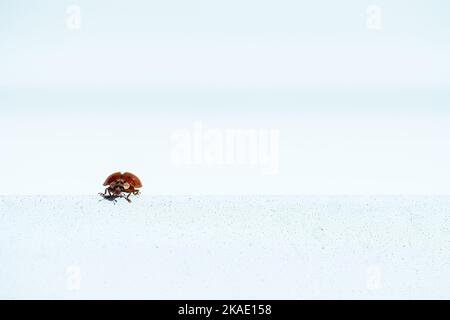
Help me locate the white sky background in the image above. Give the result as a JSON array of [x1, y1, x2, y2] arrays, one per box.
[[2, 112, 450, 195], [1, 0, 450, 195]]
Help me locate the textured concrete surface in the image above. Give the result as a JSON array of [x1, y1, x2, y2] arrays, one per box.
[[1, 196, 450, 299]]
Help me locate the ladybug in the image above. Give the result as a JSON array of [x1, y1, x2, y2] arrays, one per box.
[[101, 172, 142, 203]]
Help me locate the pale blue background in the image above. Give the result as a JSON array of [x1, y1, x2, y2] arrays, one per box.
[[1, 0, 450, 195]]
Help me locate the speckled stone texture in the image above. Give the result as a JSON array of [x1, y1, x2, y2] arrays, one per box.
[[1, 196, 450, 299]]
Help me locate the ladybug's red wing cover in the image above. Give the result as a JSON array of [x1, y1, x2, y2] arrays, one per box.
[[123, 172, 142, 188], [103, 172, 122, 186]]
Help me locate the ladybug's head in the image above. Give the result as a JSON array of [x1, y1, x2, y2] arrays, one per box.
[[111, 179, 130, 195]]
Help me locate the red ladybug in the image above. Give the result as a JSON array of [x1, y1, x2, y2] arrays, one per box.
[[102, 172, 142, 203]]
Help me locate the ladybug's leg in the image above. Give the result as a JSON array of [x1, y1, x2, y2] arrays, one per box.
[[126, 186, 139, 196], [125, 193, 132, 203]]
